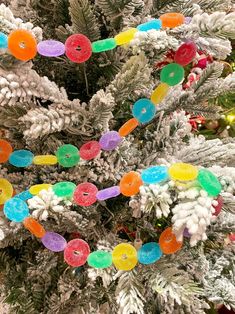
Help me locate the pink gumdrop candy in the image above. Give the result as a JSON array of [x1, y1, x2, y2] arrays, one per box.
[[73, 182, 98, 206], [212, 195, 223, 216], [174, 41, 197, 66], [79, 141, 101, 160], [64, 239, 90, 267], [65, 34, 92, 63]]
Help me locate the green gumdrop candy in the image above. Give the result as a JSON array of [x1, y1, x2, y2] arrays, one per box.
[[197, 169, 222, 197], [56, 144, 80, 167], [87, 250, 112, 268], [160, 63, 185, 86], [92, 38, 116, 53], [53, 181, 76, 198]]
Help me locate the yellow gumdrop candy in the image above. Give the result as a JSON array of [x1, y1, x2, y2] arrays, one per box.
[[114, 28, 137, 45], [112, 243, 138, 271], [0, 178, 13, 205], [33, 155, 58, 165], [29, 184, 52, 195], [169, 163, 198, 182], [150, 83, 169, 105]]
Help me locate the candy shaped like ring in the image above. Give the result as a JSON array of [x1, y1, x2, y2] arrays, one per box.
[[88, 250, 112, 268], [197, 169, 222, 197], [0, 178, 13, 205], [160, 12, 185, 28], [37, 40, 65, 57], [120, 171, 142, 196], [41, 231, 67, 252], [64, 239, 90, 267], [65, 34, 92, 63], [112, 243, 138, 271], [132, 98, 156, 124], [138, 242, 162, 264], [79, 141, 101, 160], [56, 144, 80, 167], [99, 131, 122, 151], [159, 227, 182, 254], [0, 139, 13, 163], [160, 63, 185, 86], [0, 32, 8, 49], [23, 217, 46, 238], [4, 197, 29, 222], [73, 182, 98, 206], [174, 41, 197, 66], [9, 150, 34, 167]]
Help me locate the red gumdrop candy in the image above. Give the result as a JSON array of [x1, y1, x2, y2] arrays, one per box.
[[65, 34, 92, 63], [79, 141, 101, 160], [73, 182, 98, 206], [212, 195, 223, 216], [174, 41, 197, 66], [64, 239, 90, 267]]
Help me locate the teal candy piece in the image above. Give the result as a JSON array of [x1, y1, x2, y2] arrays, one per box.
[[137, 19, 162, 31], [197, 169, 222, 197], [53, 181, 76, 198], [88, 250, 112, 268], [141, 166, 169, 184], [138, 242, 162, 265], [4, 197, 29, 222], [160, 63, 185, 86], [56, 144, 80, 167], [92, 38, 116, 53], [0, 32, 8, 49], [9, 150, 34, 167], [132, 98, 156, 124], [15, 190, 33, 201]]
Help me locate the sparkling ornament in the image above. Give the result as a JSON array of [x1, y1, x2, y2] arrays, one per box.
[[212, 195, 223, 216], [29, 184, 52, 195], [168, 162, 198, 181], [159, 227, 183, 254], [137, 19, 162, 31], [132, 98, 156, 124], [114, 28, 137, 45], [88, 250, 112, 268], [197, 169, 222, 197], [205, 120, 219, 130], [41, 231, 67, 252], [9, 150, 34, 167], [23, 217, 46, 238], [53, 181, 76, 199], [137, 242, 162, 264], [0, 178, 13, 205], [64, 239, 90, 267], [150, 83, 169, 105], [118, 118, 139, 137], [56, 144, 80, 167], [65, 34, 92, 63], [73, 182, 98, 206], [112, 243, 138, 271], [8, 29, 37, 61], [0, 32, 8, 49], [0, 139, 13, 163], [33, 155, 58, 165], [159, 12, 185, 28], [4, 197, 29, 222], [174, 42, 197, 66], [96, 186, 120, 201], [160, 63, 185, 86], [37, 40, 65, 57], [141, 166, 168, 184], [99, 131, 122, 151], [92, 38, 116, 53], [120, 171, 143, 196], [15, 190, 33, 201], [79, 141, 101, 160]]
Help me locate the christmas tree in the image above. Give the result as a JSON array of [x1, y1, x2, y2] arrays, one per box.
[[0, 0, 235, 313]]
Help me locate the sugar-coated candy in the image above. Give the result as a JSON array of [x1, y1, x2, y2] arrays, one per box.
[[92, 38, 116, 53], [0, 32, 8, 49], [64, 239, 90, 267], [132, 98, 156, 124], [33, 155, 58, 165], [56, 144, 80, 167], [23, 217, 46, 238], [118, 118, 139, 137], [160, 63, 185, 86], [114, 28, 137, 45], [29, 184, 52, 195], [137, 242, 162, 265], [9, 149, 34, 167], [88, 250, 112, 268], [150, 83, 169, 105], [15, 190, 33, 201], [0, 178, 13, 205], [65, 34, 92, 63], [197, 169, 222, 197], [168, 162, 198, 181], [229, 233, 235, 242], [4, 197, 29, 222], [212, 195, 223, 216], [73, 182, 98, 206], [53, 181, 76, 199], [96, 186, 120, 201], [141, 166, 169, 184], [37, 40, 65, 57], [112, 243, 138, 271], [137, 19, 162, 32], [184, 17, 192, 24], [79, 141, 101, 160], [0, 139, 13, 163], [174, 41, 197, 66], [99, 131, 122, 151], [120, 171, 143, 197], [183, 228, 191, 238], [41, 231, 67, 252], [159, 227, 183, 254], [159, 12, 185, 28], [8, 29, 37, 61]]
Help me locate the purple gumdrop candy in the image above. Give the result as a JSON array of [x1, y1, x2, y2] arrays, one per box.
[[37, 40, 65, 57], [96, 186, 120, 201], [99, 131, 122, 151], [184, 17, 192, 24], [183, 228, 191, 238], [41, 231, 67, 252]]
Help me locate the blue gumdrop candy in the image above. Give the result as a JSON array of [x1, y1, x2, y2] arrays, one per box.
[[15, 190, 33, 201], [9, 150, 34, 167], [0, 32, 8, 49], [132, 98, 156, 124], [138, 242, 162, 265], [137, 19, 162, 32], [141, 166, 169, 184], [4, 197, 29, 222]]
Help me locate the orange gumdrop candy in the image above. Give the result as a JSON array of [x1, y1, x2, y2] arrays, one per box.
[[23, 217, 46, 238], [8, 29, 37, 61], [120, 171, 143, 196], [159, 227, 182, 254], [118, 118, 139, 137], [159, 13, 185, 28], [0, 139, 13, 163]]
